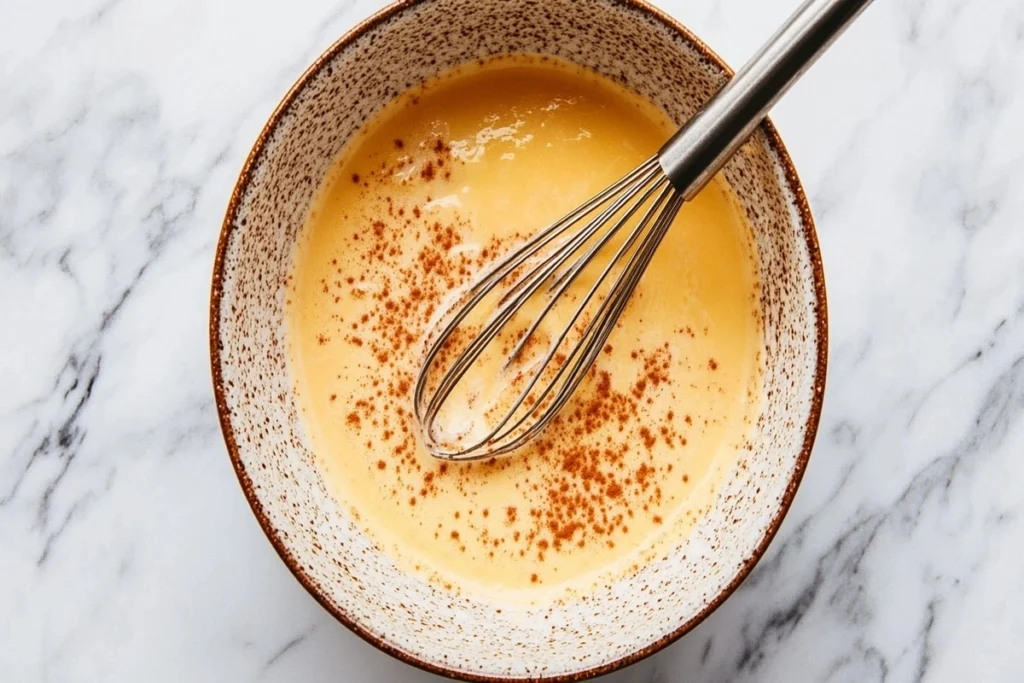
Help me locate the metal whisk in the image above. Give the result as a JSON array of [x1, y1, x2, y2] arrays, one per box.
[[414, 0, 873, 461]]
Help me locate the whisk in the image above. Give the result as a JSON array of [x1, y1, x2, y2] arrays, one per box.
[[414, 0, 873, 461]]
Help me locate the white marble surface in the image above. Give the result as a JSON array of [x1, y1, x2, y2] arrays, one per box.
[[2, 0, 1023, 680]]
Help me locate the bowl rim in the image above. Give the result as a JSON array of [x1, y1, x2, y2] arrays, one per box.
[[209, 0, 828, 679]]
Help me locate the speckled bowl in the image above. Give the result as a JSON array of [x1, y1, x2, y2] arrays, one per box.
[[210, 0, 827, 679]]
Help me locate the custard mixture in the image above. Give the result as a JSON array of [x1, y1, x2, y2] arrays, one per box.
[[287, 56, 761, 596]]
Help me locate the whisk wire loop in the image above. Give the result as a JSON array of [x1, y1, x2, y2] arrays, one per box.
[[413, 156, 684, 460]]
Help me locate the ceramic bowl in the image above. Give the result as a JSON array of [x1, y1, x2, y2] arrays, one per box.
[[210, 0, 827, 679]]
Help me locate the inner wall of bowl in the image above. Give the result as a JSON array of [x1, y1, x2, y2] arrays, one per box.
[[215, 0, 821, 677]]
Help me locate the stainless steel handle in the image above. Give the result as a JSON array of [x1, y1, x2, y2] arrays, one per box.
[[658, 0, 874, 198]]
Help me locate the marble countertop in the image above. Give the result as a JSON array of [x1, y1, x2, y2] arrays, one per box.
[[3, 0, 1023, 680]]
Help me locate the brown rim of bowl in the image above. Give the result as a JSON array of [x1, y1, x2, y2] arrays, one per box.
[[209, 0, 828, 680]]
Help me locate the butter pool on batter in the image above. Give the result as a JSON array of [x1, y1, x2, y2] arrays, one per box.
[[287, 56, 762, 597]]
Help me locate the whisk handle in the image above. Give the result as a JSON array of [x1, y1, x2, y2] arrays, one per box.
[[658, 0, 873, 199]]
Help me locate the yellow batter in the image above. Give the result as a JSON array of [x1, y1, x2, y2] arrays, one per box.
[[286, 56, 761, 597]]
